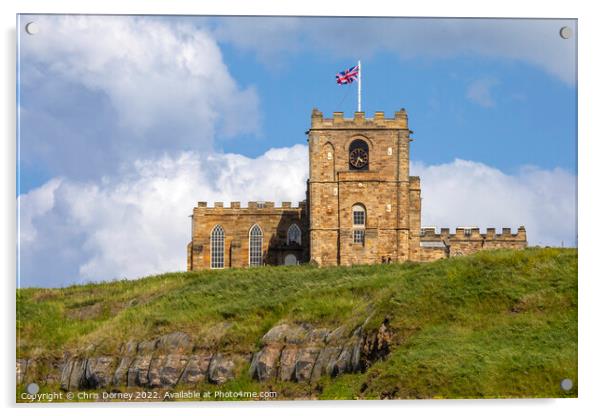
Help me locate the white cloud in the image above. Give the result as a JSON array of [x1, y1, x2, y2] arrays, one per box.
[[18, 148, 576, 287], [211, 17, 576, 84], [412, 159, 577, 247], [19, 15, 260, 176], [18, 178, 62, 244], [466, 77, 499, 107], [18, 146, 308, 287]]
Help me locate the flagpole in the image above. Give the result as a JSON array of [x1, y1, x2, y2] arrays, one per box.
[[358, 60, 362, 112]]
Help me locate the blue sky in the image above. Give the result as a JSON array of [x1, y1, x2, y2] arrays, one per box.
[[220, 46, 576, 171], [17, 15, 577, 287], [18, 16, 577, 194]]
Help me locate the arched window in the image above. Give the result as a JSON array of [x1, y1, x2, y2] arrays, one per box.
[[210, 225, 225, 269], [287, 224, 302, 245], [249, 224, 263, 266], [352, 204, 366, 245], [349, 139, 369, 171]]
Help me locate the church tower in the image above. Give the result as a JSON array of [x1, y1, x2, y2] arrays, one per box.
[[307, 109, 422, 266], [187, 108, 526, 271]]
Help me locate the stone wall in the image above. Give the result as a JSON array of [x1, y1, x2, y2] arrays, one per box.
[[419, 226, 528, 260], [188, 201, 309, 270]]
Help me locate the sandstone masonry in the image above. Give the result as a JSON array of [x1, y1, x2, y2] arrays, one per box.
[[187, 108, 527, 270]]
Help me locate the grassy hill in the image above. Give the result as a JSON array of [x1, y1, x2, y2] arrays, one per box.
[[16, 247, 577, 400]]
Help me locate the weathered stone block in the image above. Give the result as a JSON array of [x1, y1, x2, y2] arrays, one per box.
[[180, 353, 212, 384], [127, 354, 152, 387], [83, 356, 114, 389], [208, 354, 235, 385]]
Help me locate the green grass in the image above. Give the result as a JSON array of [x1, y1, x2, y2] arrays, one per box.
[[16, 247, 577, 399]]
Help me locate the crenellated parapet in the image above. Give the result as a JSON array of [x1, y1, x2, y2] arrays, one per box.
[[421, 226, 527, 242], [419, 226, 528, 261], [195, 201, 307, 212], [409, 176, 421, 190], [310, 108, 409, 130]]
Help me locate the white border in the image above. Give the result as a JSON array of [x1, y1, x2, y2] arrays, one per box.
[[2, 1, 600, 415]]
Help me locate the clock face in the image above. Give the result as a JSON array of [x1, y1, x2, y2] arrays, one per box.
[[349, 148, 368, 169]]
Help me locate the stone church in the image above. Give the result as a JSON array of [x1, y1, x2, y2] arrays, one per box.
[[187, 108, 527, 270]]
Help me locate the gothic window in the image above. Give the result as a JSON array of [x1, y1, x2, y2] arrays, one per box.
[[349, 139, 369, 170], [287, 224, 302, 245], [249, 224, 263, 266], [352, 204, 366, 245], [210, 225, 225, 269]]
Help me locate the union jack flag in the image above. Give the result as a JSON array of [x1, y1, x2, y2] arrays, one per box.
[[336, 65, 359, 85]]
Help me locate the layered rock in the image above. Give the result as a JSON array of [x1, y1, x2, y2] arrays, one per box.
[[249, 320, 391, 382], [18, 320, 392, 391], [52, 332, 239, 390]]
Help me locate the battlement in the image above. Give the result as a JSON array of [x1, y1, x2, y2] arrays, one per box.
[[409, 176, 421, 190], [195, 200, 307, 211], [310, 108, 409, 130], [420, 226, 527, 241]]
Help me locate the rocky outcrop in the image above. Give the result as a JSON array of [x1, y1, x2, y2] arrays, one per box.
[[25, 332, 242, 391], [249, 319, 392, 383], [58, 356, 115, 390], [18, 320, 392, 391]]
